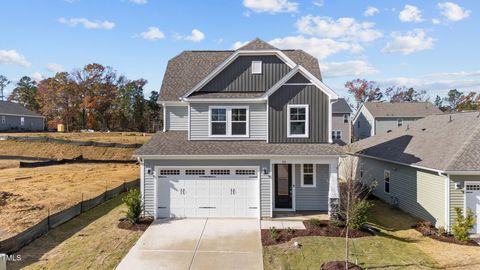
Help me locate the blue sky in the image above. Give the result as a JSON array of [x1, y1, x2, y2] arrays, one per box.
[[0, 0, 479, 100]]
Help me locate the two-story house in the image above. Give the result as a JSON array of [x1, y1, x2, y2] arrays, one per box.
[[352, 101, 442, 141], [135, 39, 344, 219], [331, 98, 352, 145]]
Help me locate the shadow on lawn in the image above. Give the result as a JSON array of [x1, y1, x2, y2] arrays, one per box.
[[7, 194, 125, 270]]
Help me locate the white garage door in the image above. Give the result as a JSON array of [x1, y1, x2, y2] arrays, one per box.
[[156, 167, 259, 218], [466, 183, 480, 233]]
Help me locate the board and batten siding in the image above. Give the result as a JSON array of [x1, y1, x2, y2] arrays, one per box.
[[268, 84, 329, 143], [357, 156, 446, 227], [449, 175, 480, 228], [294, 164, 329, 211], [165, 106, 188, 131], [198, 55, 291, 93], [189, 103, 267, 140]]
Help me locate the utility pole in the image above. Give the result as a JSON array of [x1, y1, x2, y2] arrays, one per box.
[[0, 75, 10, 101]]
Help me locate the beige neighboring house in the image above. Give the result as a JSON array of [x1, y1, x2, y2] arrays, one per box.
[[346, 112, 480, 233], [352, 102, 442, 141]]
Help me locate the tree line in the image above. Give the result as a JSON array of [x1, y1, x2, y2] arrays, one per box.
[[345, 78, 480, 112], [1, 63, 161, 132]]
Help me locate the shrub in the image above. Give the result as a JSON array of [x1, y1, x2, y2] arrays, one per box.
[[308, 218, 321, 227], [452, 207, 475, 242], [123, 188, 142, 224], [349, 200, 372, 230], [330, 217, 344, 227], [286, 227, 295, 235], [437, 226, 447, 236], [269, 227, 280, 241]]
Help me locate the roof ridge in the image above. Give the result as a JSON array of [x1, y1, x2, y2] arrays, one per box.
[[444, 114, 480, 171]]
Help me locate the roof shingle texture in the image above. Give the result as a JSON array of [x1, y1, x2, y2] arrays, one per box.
[[351, 112, 480, 172], [0, 101, 43, 117], [364, 102, 442, 118], [135, 131, 343, 156], [159, 39, 322, 101]]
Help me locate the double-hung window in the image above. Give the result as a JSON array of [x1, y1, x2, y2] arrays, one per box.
[[301, 164, 316, 187], [384, 170, 390, 193], [287, 104, 309, 138], [331, 130, 342, 140], [209, 106, 248, 137], [20, 117, 25, 126], [343, 114, 349, 123], [397, 119, 403, 127]]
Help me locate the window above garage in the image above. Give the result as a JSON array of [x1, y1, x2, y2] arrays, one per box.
[[209, 106, 249, 137]]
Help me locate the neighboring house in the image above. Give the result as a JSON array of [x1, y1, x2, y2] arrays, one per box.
[[331, 98, 352, 145], [135, 38, 344, 219], [0, 101, 45, 131], [346, 112, 480, 233], [352, 102, 442, 141]]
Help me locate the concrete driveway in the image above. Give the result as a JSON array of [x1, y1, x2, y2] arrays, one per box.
[[116, 218, 263, 270]]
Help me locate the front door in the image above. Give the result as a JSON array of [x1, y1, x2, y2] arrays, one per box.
[[275, 164, 292, 209]]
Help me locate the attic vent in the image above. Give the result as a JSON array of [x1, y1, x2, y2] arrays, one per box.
[[252, 61, 262, 74]]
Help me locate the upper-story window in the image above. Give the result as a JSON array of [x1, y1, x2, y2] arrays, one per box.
[[287, 104, 309, 138], [343, 114, 349, 123], [20, 117, 25, 126], [331, 130, 342, 140], [251, 61, 262, 74], [397, 119, 403, 127], [209, 106, 249, 137]]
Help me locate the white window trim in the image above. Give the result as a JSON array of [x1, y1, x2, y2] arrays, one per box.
[[301, 164, 316, 188], [332, 130, 342, 140], [208, 106, 250, 138], [397, 118, 403, 127], [287, 104, 309, 138], [384, 169, 391, 194], [251, 61, 262, 74]]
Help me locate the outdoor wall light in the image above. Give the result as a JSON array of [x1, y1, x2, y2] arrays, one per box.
[[454, 182, 462, 190], [262, 167, 269, 174], [146, 167, 152, 175]]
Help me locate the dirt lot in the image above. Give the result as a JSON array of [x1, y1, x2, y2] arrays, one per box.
[[0, 132, 152, 144], [0, 163, 139, 240], [0, 140, 136, 160]]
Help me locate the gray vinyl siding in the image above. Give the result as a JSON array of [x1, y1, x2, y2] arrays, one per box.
[[449, 175, 480, 228], [357, 156, 446, 227], [189, 103, 267, 140], [294, 164, 329, 211], [260, 173, 272, 217], [374, 117, 421, 135], [332, 113, 350, 145], [165, 106, 188, 131], [268, 84, 329, 143], [352, 106, 374, 140], [0, 114, 44, 131], [143, 160, 156, 216], [198, 55, 291, 93]]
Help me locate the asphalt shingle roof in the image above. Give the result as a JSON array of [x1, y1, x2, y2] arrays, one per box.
[[0, 101, 43, 118], [363, 102, 442, 118], [158, 39, 322, 101], [332, 98, 352, 113], [135, 131, 343, 157], [351, 112, 480, 172]]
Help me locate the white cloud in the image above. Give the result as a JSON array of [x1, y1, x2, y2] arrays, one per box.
[[0, 50, 31, 67], [312, 0, 324, 7], [243, 0, 299, 13], [130, 0, 147, 4], [432, 18, 441, 25], [46, 63, 65, 73], [31, 72, 43, 82], [184, 29, 205, 42], [364, 6, 379, 17], [269, 36, 362, 60], [438, 2, 471, 21], [232, 41, 249, 50], [296, 15, 382, 42], [139, 27, 165, 40], [378, 76, 480, 96], [58, 17, 115, 30], [399, 5, 423, 22], [321, 60, 378, 78], [382, 29, 434, 55]]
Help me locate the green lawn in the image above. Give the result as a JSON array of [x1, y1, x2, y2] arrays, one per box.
[[263, 199, 439, 270], [8, 194, 144, 270]]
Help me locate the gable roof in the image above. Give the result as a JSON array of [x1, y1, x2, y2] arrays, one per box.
[[158, 39, 323, 102], [350, 112, 480, 173], [363, 102, 442, 118], [0, 101, 44, 118], [332, 98, 352, 113]]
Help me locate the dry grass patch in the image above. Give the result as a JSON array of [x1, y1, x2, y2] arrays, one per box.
[[0, 163, 138, 239], [0, 140, 135, 160], [0, 132, 152, 144]]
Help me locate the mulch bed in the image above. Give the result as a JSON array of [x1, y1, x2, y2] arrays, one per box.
[[117, 217, 153, 231], [261, 220, 373, 246], [321, 261, 363, 270], [413, 221, 479, 246]]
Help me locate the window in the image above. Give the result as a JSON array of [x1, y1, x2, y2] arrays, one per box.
[[211, 169, 230, 175], [384, 170, 390, 193], [301, 164, 316, 187], [343, 114, 349, 123], [20, 117, 25, 126], [186, 169, 205, 175], [159, 169, 180, 175], [235, 169, 256, 176], [360, 163, 364, 178], [331, 130, 342, 140], [397, 119, 403, 127], [357, 121, 360, 128], [251, 61, 262, 74], [209, 107, 249, 137], [287, 104, 309, 138], [1, 116, 5, 124]]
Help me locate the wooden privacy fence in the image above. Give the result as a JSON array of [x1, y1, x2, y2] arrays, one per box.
[[0, 179, 140, 255], [0, 136, 143, 148]]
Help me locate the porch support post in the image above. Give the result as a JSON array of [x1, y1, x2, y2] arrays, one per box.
[[328, 161, 340, 216]]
